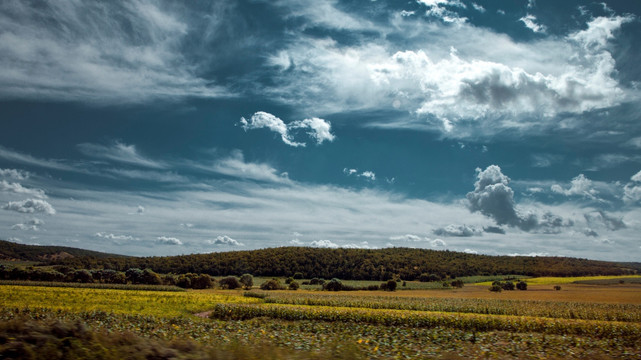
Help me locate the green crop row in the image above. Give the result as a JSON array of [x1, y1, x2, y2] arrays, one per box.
[[210, 303, 641, 345], [259, 292, 641, 322]]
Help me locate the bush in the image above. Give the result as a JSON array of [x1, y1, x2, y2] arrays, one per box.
[[191, 274, 214, 289], [301, 281, 310, 285], [554, 285, 562, 291], [367, 285, 380, 291], [288, 281, 300, 290], [309, 278, 324, 285], [502, 281, 515, 291], [451, 279, 464, 288], [489, 285, 503, 292], [285, 277, 294, 285], [141, 269, 162, 285], [240, 274, 254, 290], [219, 276, 242, 290], [516, 281, 527, 290], [261, 278, 285, 290], [383, 280, 397, 292], [293, 272, 304, 279], [323, 278, 343, 291]]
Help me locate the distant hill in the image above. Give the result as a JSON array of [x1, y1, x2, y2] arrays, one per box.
[[0, 239, 126, 262], [52, 246, 639, 280]]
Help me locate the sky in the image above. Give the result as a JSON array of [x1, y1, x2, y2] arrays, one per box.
[[1, 0, 640, 261]]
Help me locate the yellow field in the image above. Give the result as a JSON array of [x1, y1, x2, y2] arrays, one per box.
[[0, 286, 258, 317], [476, 274, 641, 286]]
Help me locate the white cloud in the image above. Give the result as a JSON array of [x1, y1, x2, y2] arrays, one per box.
[[310, 239, 339, 248], [266, 14, 631, 139], [0, 146, 77, 172], [95, 232, 137, 242], [359, 171, 376, 181], [418, 0, 467, 24], [77, 142, 165, 169], [400, 10, 415, 17], [212, 150, 290, 183], [289, 118, 336, 144], [551, 174, 598, 199], [240, 112, 334, 147], [240, 111, 301, 147], [568, 16, 634, 50], [269, 0, 376, 31], [430, 239, 447, 247], [433, 224, 482, 237], [137, 205, 145, 214], [207, 235, 244, 246], [342, 241, 371, 249], [0, 168, 29, 180], [471, 3, 485, 13], [343, 168, 358, 176], [0, 0, 227, 103], [584, 210, 626, 231], [463, 248, 478, 254], [520, 14, 547, 33], [0, 180, 46, 198], [289, 239, 304, 245], [156, 236, 183, 245], [507, 252, 549, 257], [389, 234, 426, 242], [527, 0, 536, 9], [3, 199, 56, 215], [12, 218, 44, 231]]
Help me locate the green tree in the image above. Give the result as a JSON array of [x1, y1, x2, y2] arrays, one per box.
[[239, 274, 254, 290]]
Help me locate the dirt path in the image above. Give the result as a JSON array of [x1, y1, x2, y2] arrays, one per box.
[[194, 310, 213, 318]]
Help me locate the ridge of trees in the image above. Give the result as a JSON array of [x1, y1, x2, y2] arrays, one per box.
[[0, 239, 126, 262], [49, 246, 637, 280]]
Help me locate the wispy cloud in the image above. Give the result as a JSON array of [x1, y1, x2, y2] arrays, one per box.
[[77, 142, 166, 169], [520, 14, 547, 33], [0, 0, 228, 104]]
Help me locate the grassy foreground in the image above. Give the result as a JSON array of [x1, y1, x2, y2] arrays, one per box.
[[1, 279, 641, 359]]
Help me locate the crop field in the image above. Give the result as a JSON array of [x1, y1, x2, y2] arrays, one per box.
[[1, 278, 641, 359]]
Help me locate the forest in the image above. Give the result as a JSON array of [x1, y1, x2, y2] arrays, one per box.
[[34, 244, 640, 280]]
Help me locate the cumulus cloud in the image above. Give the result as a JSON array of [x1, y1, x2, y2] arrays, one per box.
[[266, 13, 631, 138], [77, 142, 165, 169], [418, 0, 467, 24], [95, 232, 137, 243], [156, 236, 183, 245], [289, 239, 304, 245], [0, 0, 226, 103], [0, 180, 46, 198], [11, 218, 44, 231], [389, 234, 426, 242], [520, 14, 547, 33], [359, 171, 376, 181], [240, 112, 334, 147], [3, 199, 56, 215], [430, 239, 447, 247], [568, 16, 634, 51], [344, 168, 376, 181], [208, 235, 244, 246], [551, 174, 598, 199], [463, 248, 478, 254], [342, 241, 371, 249], [623, 170, 641, 203], [467, 165, 570, 233], [310, 239, 339, 248], [483, 226, 506, 234], [433, 224, 482, 237], [343, 168, 358, 176], [0, 168, 29, 180]]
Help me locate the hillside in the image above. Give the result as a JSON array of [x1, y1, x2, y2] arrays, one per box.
[[53, 246, 639, 280], [0, 239, 126, 262]]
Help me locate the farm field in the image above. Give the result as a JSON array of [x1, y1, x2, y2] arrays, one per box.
[[1, 277, 641, 359]]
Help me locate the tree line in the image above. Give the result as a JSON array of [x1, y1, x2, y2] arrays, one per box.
[[50, 247, 637, 280]]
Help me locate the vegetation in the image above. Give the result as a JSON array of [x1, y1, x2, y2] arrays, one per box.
[[0, 239, 125, 261], [49, 246, 638, 280]]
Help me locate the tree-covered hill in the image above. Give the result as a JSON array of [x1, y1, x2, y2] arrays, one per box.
[[0, 239, 126, 262], [51, 246, 638, 280]]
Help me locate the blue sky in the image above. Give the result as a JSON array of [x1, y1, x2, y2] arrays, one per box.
[[1, 0, 641, 260]]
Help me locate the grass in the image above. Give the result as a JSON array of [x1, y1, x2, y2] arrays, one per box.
[[0, 280, 185, 291], [475, 274, 641, 286]]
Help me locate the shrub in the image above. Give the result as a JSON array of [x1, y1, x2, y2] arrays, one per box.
[[219, 276, 242, 290], [240, 274, 254, 290], [501, 281, 515, 291], [489, 285, 503, 292], [191, 274, 214, 289], [141, 269, 162, 285], [384, 280, 397, 292], [451, 279, 464, 288], [261, 278, 285, 290], [301, 281, 310, 285], [309, 278, 323, 285], [367, 285, 380, 291], [554, 285, 562, 291], [516, 281, 527, 290], [323, 278, 343, 291], [288, 281, 300, 290], [285, 277, 294, 285], [293, 272, 304, 279]]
